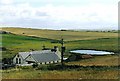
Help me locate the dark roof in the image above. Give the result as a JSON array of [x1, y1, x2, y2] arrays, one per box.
[[31, 52, 60, 62], [19, 50, 61, 62]]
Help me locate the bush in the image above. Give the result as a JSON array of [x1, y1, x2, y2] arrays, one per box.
[[32, 63, 38, 68], [36, 65, 48, 70], [19, 66, 32, 69], [36, 64, 65, 70], [47, 64, 63, 70], [0, 47, 7, 51]]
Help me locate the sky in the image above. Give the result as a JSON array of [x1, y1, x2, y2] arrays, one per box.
[[0, 0, 119, 30]]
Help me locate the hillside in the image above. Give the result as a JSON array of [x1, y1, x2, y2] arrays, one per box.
[[1, 27, 118, 58], [1, 27, 118, 41], [2, 33, 59, 58], [1, 27, 119, 79]]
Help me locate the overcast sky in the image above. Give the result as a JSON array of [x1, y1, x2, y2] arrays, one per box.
[[0, 0, 119, 30]]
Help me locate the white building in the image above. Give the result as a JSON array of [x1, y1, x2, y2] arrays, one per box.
[[13, 47, 61, 66]]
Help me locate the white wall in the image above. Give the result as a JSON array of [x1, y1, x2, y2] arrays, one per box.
[[25, 55, 36, 62], [13, 54, 24, 64]]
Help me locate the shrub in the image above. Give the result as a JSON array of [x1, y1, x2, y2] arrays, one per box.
[[36, 65, 48, 70], [19, 66, 32, 69], [32, 63, 38, 68]]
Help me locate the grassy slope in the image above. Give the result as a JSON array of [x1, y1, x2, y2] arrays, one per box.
[[66, 55, 118, 66], [2, 27, 117, 41], [1, 27, 118, 61], [2, 68, 118, 79], [1, 27, 119, 79], [2, 34, 59, 58], [2, 33, 118, 58], [65, 38, 118, 52]]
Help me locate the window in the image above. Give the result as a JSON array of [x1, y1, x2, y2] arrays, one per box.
[[17, 55, 19, 57], [57, 60, 59, 63], [19, 58, 21, 64], [16, 58, 18, 64]]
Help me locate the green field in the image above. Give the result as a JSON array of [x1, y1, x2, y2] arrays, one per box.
[[1, 27, 119, 79], [1, 28, 118, 58]]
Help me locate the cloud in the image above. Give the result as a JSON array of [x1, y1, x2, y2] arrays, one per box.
[[0, 0, 14, 4], [0, 1, 118, 30]]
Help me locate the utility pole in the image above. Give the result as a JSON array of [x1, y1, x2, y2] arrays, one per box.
[[61, 39, 65, 66]]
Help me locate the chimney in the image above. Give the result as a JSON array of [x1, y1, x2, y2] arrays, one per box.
[[54, 46, 59, 51], [51, 46, 58, 52]]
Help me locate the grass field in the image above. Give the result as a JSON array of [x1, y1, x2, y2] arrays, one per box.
[[2, 67, 118, 79], [2, 27, 118, 41], [66, 55, 118, 66], [1, 32, 118, 58], [1, 27, 119, 79]]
